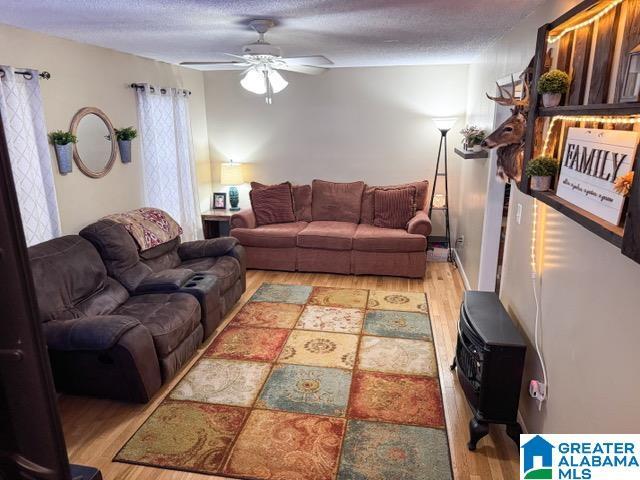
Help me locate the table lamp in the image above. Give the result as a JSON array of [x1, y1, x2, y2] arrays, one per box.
[[220, 160, 244, 211]]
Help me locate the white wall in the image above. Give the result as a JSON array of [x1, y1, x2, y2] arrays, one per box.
[[460, 0, 640, 433], [0, 23, 212, 234], [204, 65, 468, 235]]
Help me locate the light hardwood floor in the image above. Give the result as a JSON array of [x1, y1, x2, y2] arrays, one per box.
[[59, 263, 519, 479]]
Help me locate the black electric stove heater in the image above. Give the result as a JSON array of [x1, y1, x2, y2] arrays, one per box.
[[451, 291, 526, 450]]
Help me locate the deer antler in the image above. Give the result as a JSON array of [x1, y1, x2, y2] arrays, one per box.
[[486, 74, 530, 111]]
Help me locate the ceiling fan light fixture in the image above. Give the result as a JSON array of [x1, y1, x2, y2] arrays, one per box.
[[268, 68, 288, 93], [240, 67, 266, 95]]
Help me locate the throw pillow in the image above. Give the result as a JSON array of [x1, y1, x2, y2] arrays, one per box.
[[373, 186, 417, 229], [311, 179, 365, 223], [249, 182, 296, 226], [361, 180, 429, 224]]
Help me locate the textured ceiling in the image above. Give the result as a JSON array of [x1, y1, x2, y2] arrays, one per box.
[[0, 0, 547, 68]]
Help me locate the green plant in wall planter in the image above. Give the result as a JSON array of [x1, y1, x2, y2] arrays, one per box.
[[526, 155, 559, 191], [538, 69, 570, 107], [460, 125, 486, 152], [114, 127, 137, 164], [48, 130, 77, 175]]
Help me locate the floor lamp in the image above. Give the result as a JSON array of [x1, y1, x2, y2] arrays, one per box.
[[428, 117, 457, 263]]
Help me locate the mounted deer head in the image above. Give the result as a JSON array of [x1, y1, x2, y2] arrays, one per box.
[[482, 66, 532, 183]]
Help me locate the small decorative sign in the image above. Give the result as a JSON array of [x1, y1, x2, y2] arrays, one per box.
[[556, 127, 639, 225]]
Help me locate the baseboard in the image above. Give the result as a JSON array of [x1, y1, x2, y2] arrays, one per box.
[[452, 249, 471, 291], [518, 409, 529, 434]]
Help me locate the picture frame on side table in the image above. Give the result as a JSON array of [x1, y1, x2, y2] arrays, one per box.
[[213, 192, 227, 210]]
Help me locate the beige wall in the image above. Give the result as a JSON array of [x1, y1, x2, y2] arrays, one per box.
[[460, 0, 640, 433], [204, 65, 469, 236], [0, 23, 212, 234]]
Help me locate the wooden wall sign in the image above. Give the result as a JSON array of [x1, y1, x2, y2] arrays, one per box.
[[556, 127, 639, 225]]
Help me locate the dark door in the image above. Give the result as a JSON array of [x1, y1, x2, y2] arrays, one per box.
[[0, 111, 72, 479]]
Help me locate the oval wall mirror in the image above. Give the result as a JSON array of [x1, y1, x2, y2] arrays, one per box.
[[70, 107, 117, 178]]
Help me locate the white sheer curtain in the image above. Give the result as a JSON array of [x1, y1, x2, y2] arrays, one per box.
[[135, 84, 200, 240], [0, 66, 61, 246]]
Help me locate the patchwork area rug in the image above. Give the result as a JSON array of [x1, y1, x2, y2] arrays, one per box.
[[115, 284, 453, 480]]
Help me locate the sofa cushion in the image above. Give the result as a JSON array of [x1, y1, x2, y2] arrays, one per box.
[[140, 237, 180, 260], [80, 219, 154, 291], [353, 224, 427, 252], [311, 180, 365, 223], [231, 222, 308, 248], [181, 256, 241, 292], [292, 184, 312, 222], [373, 186, 417, 229], [28, 235, 112, 322], [250, 182, 296, 226], [178, 237, 238, 260], [361, 180, 429, 224], [297, 221, 358, 251], [114, 293, 200, 356]]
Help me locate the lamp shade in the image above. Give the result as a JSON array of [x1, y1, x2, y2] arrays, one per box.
[[240, 67, 267, 95], [220, 162, 244, 185], [432, 117, 458, 132], [268, 69, 288, 93]]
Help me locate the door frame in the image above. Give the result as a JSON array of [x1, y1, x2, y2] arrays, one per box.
[[477, 73, 521, 292]]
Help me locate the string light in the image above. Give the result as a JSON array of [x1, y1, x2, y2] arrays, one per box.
[[542, 114, 640, 155], [531, 199, 538, 273], [548, 0, 625, 44]]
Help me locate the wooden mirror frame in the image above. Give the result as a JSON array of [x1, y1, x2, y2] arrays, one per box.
[[69, 107, 117, 179]]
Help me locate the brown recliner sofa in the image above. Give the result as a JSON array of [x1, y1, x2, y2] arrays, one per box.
[[80, 218, 246, 338], [231, 179, 432, 278], [29, 235, 203, 403]]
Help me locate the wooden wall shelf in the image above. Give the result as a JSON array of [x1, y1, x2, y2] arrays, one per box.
[[454, 148, 489, 159], [532, 190, 624, 247], [538, 103, 640, 117], [521, 0, 640, 264]]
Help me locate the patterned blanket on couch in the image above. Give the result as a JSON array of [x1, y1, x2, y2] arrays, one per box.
[[105, 208, 183, 251]]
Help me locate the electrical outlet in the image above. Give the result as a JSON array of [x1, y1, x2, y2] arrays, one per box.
[[456, 235, 464, 248], [529, 379, 546, 403], [516, 203, 523, 224]]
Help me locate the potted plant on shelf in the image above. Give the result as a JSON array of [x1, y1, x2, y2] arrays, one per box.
[[48, 130, 77, 175], [114, 126, 137, 164], [526, 155, 559, 191], [538, 69, 569, 107], [460, 125, 486, 152]]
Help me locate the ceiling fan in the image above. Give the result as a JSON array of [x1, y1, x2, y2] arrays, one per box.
[[181, 19, 333, 104]]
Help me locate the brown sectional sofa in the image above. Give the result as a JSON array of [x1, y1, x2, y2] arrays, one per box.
[[80, 218, 246, 337], [28, 214, 246, 403], [231, 179, 432, 278]]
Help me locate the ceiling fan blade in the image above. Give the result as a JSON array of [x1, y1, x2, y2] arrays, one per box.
[[180, 61, 250, 70], [224, 53, 252, 61], [277, 64, 329, 75], [282, 55, 333, 66]]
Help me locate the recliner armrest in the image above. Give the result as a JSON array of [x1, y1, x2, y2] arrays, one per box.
[[230, 209, 256, 229], [407, 210, 432, 237], [178, 237, 238, 261], [134, 268, 194, 293], [43, 315, 141, 351]]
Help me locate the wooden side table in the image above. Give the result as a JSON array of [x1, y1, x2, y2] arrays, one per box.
[[201, 209, 233, 239]]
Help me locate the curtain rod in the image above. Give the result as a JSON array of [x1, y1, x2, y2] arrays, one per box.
[[130, 83, 191, 96], [0, 69, 51, 80]]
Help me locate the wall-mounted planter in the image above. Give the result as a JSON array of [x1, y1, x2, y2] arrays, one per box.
[[54, 143, 73, 175], [118, 139, 132, 164], [530, 175, 552, 192], [542, 93, 562, 107]]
